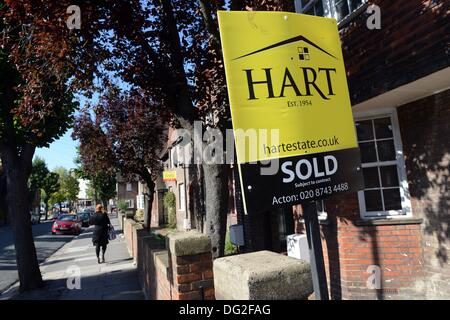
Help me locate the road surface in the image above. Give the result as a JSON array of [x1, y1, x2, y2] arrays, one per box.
[[0, 220, 76, 295]]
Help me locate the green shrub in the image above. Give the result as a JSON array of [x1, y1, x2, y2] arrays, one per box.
[[225, 231, 237, 256], [135, 208, 144, 222], [117, 199, 128, 213], [163, 191, 176, 229]]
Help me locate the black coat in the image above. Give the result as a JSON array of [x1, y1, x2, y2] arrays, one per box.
[[90, 212, 111, 246]]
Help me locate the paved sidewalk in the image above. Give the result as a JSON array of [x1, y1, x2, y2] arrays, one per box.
[[0, 220, 76, 295], [4, 217, 144, 300]]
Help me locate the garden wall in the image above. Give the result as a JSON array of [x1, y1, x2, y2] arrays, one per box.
[[123, 219, 215, 300]]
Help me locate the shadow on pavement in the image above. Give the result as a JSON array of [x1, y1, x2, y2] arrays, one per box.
[[13, 267, 143, 300]]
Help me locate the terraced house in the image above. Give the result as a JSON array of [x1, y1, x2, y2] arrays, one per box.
[[235, 0, 450, 299]]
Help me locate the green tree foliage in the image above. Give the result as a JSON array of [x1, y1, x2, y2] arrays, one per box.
[[41, 172, 60, 220], [74, 151, 117, 207], [73, 90, 165, 230], [0, 0, 78, 290], [29, 157, 49, 206], [92, 172, 117, 208], [116, 199, 128, 213], [29, 157, 62, 221], [50, 167, 79, 211]]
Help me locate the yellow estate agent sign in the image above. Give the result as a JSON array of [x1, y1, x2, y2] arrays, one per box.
[[218, 11, 363, 214], [163, 171, 177, 182]]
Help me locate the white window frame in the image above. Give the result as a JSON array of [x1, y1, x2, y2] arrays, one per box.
[[354, 108, 412, 219], [125, 199, 134, 209], [178, 183, 186, 211], [295, 0, 368, 26], [136, 195, 145, 210]]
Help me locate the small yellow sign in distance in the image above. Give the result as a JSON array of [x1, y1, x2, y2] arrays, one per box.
[[163, 171, 177, 182]]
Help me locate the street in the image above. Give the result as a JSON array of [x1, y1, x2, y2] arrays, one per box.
[[0, 219, 75, 295], [1, 216, 143, 300]]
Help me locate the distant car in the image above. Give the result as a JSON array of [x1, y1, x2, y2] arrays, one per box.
[[51, 212, 61, 221], [52, 214, 82, 235], [78, 212, 91, 227]]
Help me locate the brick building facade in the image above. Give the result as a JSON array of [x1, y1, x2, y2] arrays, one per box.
[[116, 175, 139, 215]]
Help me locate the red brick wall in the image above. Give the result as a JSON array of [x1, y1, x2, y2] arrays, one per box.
[[305, 89, 450, 300], [341, 0, 449, 105], [136, 232, 172, 300], [397, 89, 450, 299], [153, 253, 172, 300], [292, 192, 423, 299], [124, 218, 134, 256], [170, 252, 215, 300], [324, 195, 423, 299], [134, 229, 215, 300]]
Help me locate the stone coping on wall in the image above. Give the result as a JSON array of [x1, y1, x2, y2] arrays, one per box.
[[214, 250, 313, 300], [167, 230, 211, 257]]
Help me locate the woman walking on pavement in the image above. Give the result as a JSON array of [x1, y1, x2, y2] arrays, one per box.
[[90, 204, 111, 264]]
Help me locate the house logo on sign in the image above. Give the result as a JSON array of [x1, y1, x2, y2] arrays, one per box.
[[231, 34, 340, 102], [232, 35, 337, 61], [298, 47, 310, 61]]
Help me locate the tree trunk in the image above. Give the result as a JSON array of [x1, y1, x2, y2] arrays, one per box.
[[189, 164, 205, 232], [143, 179, 155, 230], [203, 163, 229, 259], [3, 149, 43, 291]]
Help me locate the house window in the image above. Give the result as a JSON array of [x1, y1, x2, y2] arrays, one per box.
[[136, 195, 145, 210], [125, 199, 134, 209], [126, 183, 132, 192], [356, 112, 410, 218], [296, 0, 368, 24], [178, 183, 186, 211]]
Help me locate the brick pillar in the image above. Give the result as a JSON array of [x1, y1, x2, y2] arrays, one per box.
[[167, 231, 215, 300]]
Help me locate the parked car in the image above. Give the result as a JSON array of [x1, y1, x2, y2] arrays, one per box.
[[51, 211, 62, 221], [77, 212, 91, 227], [52, 214, 82, 235]]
